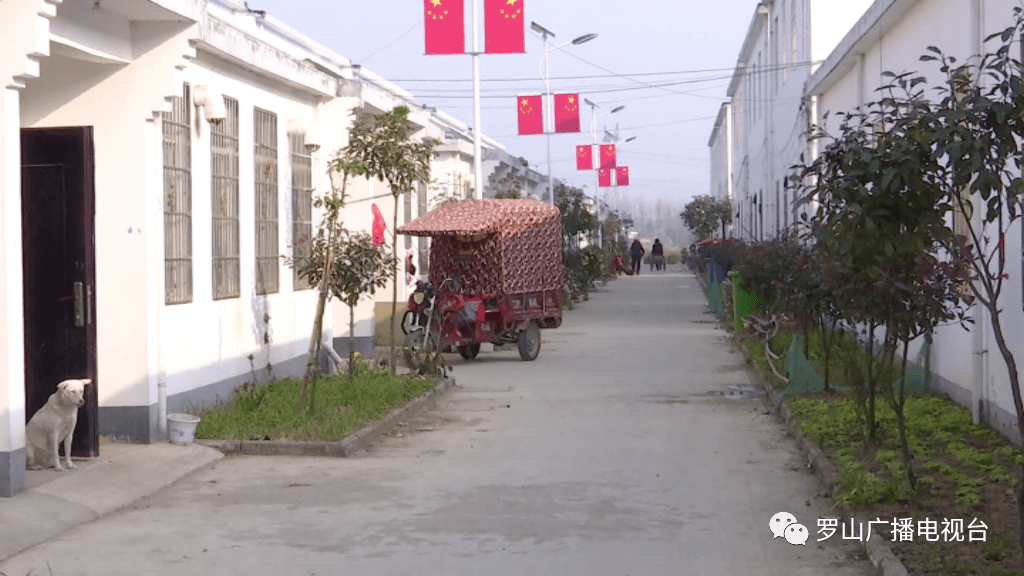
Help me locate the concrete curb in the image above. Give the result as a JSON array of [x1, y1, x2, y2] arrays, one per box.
[[729, 334, 909, 576], [197, 376, 456, 457]]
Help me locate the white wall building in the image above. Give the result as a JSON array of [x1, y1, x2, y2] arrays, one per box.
[[0, 0, 508, 497], [712, 0, 1024, 446], [804, 0, 1024, 444], [711, 0, 873, 242]]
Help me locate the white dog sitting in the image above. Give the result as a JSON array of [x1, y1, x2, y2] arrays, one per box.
[[25, 378, 91, 471]]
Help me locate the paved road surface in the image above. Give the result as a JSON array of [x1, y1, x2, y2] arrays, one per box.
[[0, 268, 875, 575]]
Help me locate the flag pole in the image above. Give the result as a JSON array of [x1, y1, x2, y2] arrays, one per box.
[[471, 0, 483, 200], [593, 115, 600, 250]]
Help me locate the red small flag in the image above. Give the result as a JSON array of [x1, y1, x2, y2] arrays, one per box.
[[424, 0, 465, 55], [517, 95, 543, 135], [599, 144, 616, 169], [616, 166, 630, 186], [554, 93, 581, 133], [371, 203, 387, 245], [485, 0, 525, 53], [598, 168, 612, 187], [576, 145, 593, 170]]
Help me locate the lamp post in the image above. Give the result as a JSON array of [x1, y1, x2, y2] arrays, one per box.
[[603, 131, 636, 248], [532, 21, 597, 205], [584, 97, 624, 248], [603, 130, 636, 230]]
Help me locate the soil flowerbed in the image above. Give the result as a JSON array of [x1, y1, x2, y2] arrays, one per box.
[[737, 329, 1024, 576]]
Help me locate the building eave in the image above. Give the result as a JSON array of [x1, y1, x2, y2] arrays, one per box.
[[727, 3, 771, 97], [708, 102, 730, 148], [196, 15, 336, 97], [805, 0, 915, 97]]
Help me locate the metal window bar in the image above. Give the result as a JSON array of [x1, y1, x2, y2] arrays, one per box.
[[254, 108, 279, 295], [290, 133, 313, 290], [212, 97, 240, 300], [163, 83, 193, 304]]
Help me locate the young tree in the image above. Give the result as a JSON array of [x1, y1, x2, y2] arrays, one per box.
[[921, 12, 1024, 559], [794, 68, 973, 490], [681, 194, 731, 240], [491, 171, 524, 199], [287, 229, 394, 378], [282, 129, 365, 410], [555, 183, 597, 249], [717, 197, 734, 238], [343, 106, 437, 373]]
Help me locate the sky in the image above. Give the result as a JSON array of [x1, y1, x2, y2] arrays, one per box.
[[250, 0, 755, 210]]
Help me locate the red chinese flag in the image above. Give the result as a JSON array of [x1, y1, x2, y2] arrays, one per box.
[[554, 93, 581, 133], [576, 145, 593, 170], [485, 0, 525, 53], [424, 0, 465, 55], [616, 166, 630, 186], [371, 203, 387, 245], [599, 144, 616, 169], [598, 168, 612, 187], [517, 95, 543, 135]]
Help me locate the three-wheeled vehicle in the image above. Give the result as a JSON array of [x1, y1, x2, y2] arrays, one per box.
[[397, 199, 563, 363]]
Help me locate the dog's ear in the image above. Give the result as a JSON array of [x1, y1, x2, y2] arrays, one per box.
[[81, 378, 92, 386], [57, 380, 69, 392]]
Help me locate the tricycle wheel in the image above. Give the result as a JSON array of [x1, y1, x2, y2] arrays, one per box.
[[458, 344, 481, 360], [517, 322, 541, 361]]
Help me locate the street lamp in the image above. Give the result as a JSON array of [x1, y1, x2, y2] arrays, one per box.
[[604, 132, 637, 248], [585, 99, 625, 248], [533, 21, 597, 205]]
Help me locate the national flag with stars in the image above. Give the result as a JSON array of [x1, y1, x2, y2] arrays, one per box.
[[485, 0, 525, 53], [599, 144, 616, 169], [598, 168, 612, 187], [371, 203, 387, 245], [576, 144, 593, 170], [423, 0, 465, 55], [554, 93, 581, 133], [517, 95, 543, 135], [616, 166, 630, 186]]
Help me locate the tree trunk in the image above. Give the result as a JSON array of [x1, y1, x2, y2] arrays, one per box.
[[389, 196, 399, 375], [822, 317, 836, 392], [349, 303, 356, 378], [299, 176, 347, 411], [984, 309, 1024, 564], [896, 337, 916, 490], [865, 323, 878, 443]]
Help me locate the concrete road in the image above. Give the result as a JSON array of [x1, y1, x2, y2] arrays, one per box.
[[0, 268, 875, 576]]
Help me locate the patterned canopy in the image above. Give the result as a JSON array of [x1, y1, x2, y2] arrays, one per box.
[[397, 199, 560, 238], [398, 199, 563, 295]]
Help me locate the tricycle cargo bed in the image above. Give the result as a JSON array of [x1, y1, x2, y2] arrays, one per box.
[[398, 199, 563, 296]]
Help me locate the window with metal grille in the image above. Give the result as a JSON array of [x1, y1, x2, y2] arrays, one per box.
[[254, 108, 279, 295], [163, 83, 192, 304], [290, 132, 313, 290], [952, 187, 973, 240], [212, 96, 240, 300], [417, 182, 429, 273]]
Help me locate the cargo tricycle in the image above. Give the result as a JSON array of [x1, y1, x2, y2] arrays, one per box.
[[397, 199, 563, 365]]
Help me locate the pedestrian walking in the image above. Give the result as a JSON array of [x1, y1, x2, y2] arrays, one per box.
[[650, 239, 665, 271], [629, 239, 645, 275]]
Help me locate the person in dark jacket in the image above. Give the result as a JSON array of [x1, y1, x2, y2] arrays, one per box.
[[629, 239, 645, 275], [650, 239, 664, 271]]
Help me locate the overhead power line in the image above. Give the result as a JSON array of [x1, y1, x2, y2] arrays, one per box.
[[387, 60, 822, 83]]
